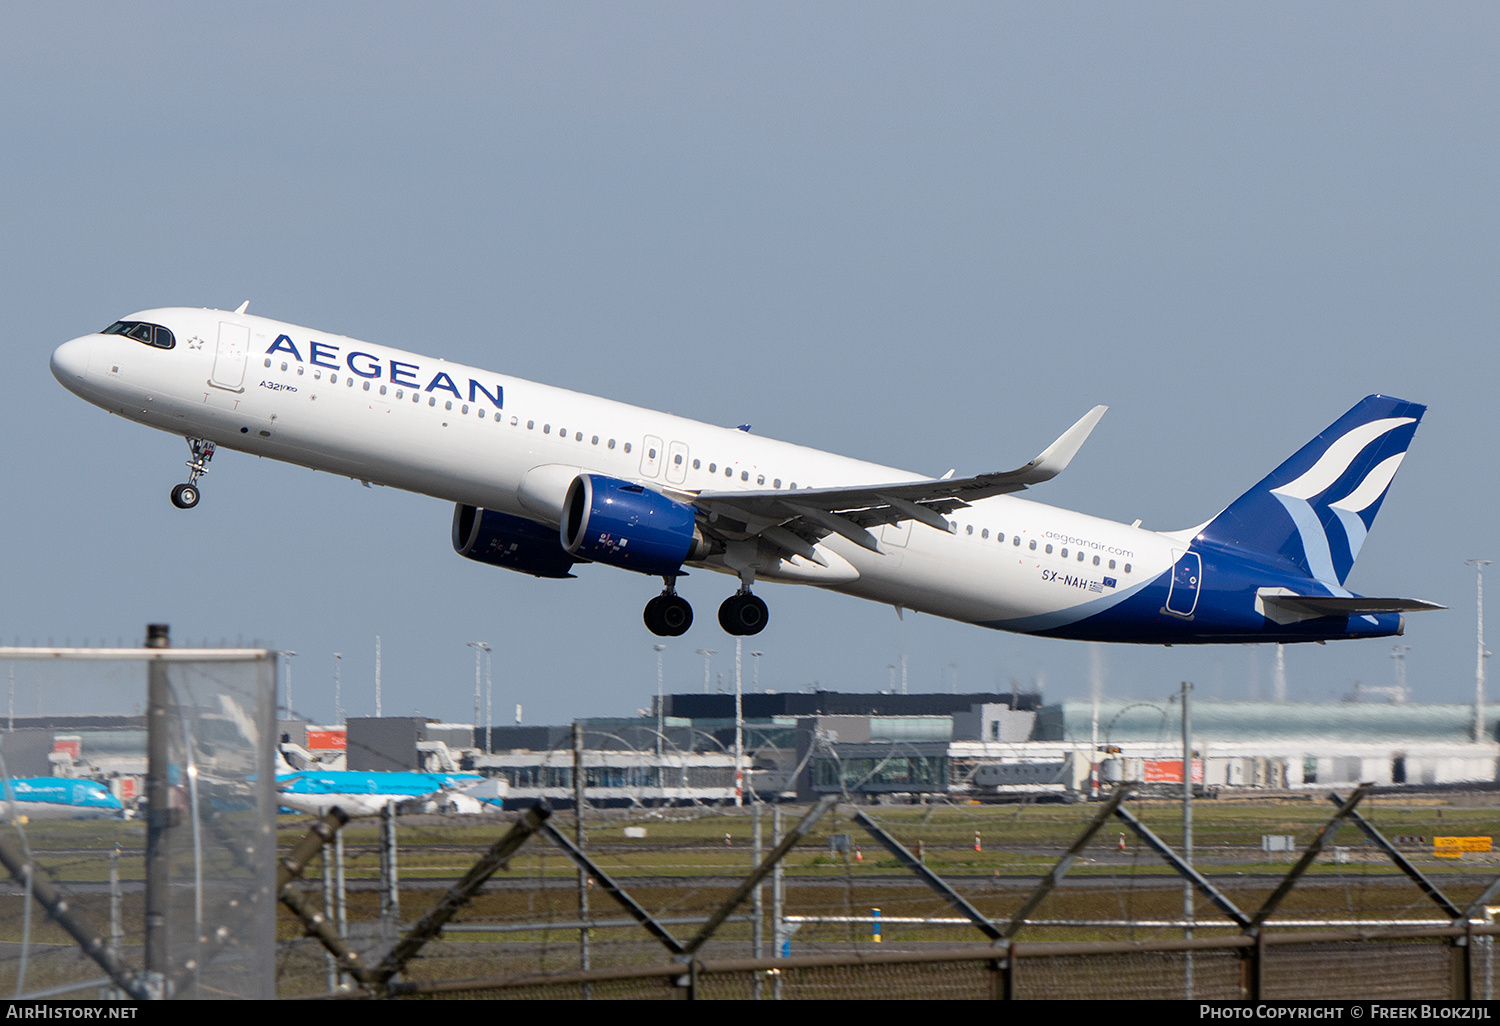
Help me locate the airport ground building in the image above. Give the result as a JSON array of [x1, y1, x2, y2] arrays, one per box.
[[8, 692, 1500, 810], [297, 692, 1500, 806]]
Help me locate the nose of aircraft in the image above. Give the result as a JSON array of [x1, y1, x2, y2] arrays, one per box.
[[50, 336, 94, 384]]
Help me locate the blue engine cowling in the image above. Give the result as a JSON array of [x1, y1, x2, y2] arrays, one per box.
[[452, 504, 577, 579], [561, 474, 709, 576]]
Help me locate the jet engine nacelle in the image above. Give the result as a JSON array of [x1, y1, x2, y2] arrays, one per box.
[[452, 504, 577, 579], [561, 474, 710, 576]]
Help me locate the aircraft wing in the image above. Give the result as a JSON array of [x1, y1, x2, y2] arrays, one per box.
[[691, 405, 1107, 558]]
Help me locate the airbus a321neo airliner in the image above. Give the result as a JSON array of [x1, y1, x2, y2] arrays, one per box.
[[51, 307, 1442, 642]]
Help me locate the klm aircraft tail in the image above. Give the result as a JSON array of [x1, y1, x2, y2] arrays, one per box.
[[1195, 395, 1426, 586]]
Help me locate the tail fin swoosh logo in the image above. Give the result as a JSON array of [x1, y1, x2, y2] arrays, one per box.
[[1268, 417, 1414, 586]]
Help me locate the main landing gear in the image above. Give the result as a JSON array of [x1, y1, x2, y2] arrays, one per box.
[[644, 570, 770, 638], [170, 437, 216, 509], [644, 578, 693, 637], [718, 590, 768, 636]]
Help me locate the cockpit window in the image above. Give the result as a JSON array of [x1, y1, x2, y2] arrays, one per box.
[[102, 320, 175, 350]]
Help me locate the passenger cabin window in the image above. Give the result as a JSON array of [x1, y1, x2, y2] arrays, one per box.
[[1108, 559, 1116, 569], [966, 525, 974, 535], [1060, 547, 1067, 558], [1124, 563, 1132, 573], [693, 459, 701, 469], [741, 471, 749, 481], [607, 438, 615, 448], [1046, 544, 1054, 554], [1093, 555, 1100, 565], [1029, 540, 1037, 551], [773, 479, 781, 488], [981, 529, 989, 539], [1077, 551, 1085, 561], [103, 321, 175, 349], [624, 443, 632, 453], [709, 463, 716, 473]]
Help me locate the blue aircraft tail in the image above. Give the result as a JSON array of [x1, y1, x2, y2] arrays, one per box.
[[1195, 395, 1425, 586]]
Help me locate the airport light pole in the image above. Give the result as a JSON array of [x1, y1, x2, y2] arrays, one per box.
[[696, 649, 716, 695], [279, 650, 297, 720], [1469, 559, 1492, 743], [468, 641, 490, 750], [1390, 644, 1411, 704], [333, 652, 343, 726], [653, 644, 666, 757], [734, 639, 744, 807]]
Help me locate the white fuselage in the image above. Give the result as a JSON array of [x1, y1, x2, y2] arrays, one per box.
[[52, 308, 1176, 630]]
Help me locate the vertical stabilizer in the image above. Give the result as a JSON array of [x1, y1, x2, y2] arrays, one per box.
[[1195, 395, 1425, 586]]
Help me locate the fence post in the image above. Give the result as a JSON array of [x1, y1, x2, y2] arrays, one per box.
[[1454, 922, 1474, 1000], [380, 799, 400, 937], [992, 941, 1015, 999], [772, 805, 785, 1000], [1239, 929, 1264, 1001], [143, 623, 171, 997], [573, 722, 590, 986], [323, 833, 337, 993], [753, 803, 764, 999]]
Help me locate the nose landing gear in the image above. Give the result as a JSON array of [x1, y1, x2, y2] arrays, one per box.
[[644, 577, 693, 637], [170, 437, 216, 509]]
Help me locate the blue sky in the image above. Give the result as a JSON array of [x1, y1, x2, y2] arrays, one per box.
[[2, 3, 1496, 724]]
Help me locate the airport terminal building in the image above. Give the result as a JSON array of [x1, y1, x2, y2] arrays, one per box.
[[11, 691, 1499, 810]]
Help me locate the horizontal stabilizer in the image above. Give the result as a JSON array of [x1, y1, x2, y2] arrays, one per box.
[[1256, 587, 1444, 624]]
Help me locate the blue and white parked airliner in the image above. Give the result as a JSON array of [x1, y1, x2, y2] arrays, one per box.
[[51, 307, 1441, 643]]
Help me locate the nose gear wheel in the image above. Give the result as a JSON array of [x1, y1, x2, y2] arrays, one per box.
[[170, 437, 216, 509]]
